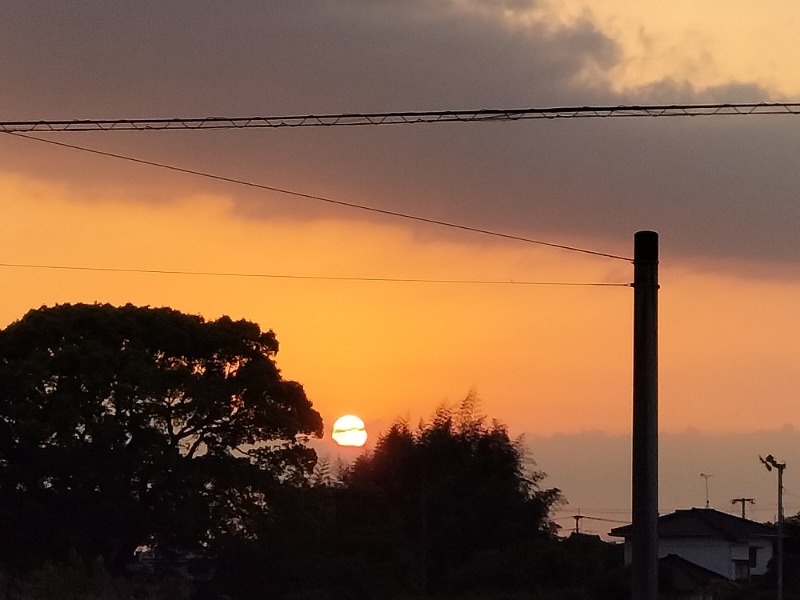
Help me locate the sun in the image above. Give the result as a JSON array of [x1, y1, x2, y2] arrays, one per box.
[[332, 415, 368, 447]]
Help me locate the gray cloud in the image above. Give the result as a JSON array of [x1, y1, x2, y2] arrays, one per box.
[[1, 1, 797, 269], [0, 0, 614, 115]]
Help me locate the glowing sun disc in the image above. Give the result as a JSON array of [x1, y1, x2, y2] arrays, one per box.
[[332, 415, 368, 447]]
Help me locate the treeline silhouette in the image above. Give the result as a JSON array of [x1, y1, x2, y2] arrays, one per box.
[[215, 401, 630, 600], [0, 304, 626, 599]]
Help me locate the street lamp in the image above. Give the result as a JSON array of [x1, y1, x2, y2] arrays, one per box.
[[760, 454, 785, 600]]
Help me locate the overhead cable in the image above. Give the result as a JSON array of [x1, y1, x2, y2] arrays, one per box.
[[6, 132, 632, 262], [0, 262, 631, 287], [1, 102, 799, 132]]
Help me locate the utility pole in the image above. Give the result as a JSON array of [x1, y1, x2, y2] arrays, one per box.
[[632, 231, 659, 600], [760, 455, 785, 600], [700, 473, 713, 507], [572, 514, 584, 534], [731, 497, 755, 519]]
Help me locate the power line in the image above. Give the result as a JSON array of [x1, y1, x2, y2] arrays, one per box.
[[1, 102, 799, 132], [0, 261, 630, 287], [5, 132, 632, 262], [552, 514, 630, 524]]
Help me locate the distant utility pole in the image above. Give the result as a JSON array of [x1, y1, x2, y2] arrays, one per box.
[[572, 514, 584, 534], [731, 497, 755, 519], [632, 231, 659, 600], [700, 473, 713, 507]]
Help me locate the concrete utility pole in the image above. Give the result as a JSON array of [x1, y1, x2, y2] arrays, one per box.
[[632, 231, 659, 600], [760, 455, 785, 600], [731, 497, 755, 520]]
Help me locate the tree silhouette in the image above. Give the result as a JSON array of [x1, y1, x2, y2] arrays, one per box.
[[0, 303, 322, 573], [341, 393, 563, 596]]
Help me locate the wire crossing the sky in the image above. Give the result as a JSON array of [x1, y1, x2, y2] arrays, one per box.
[[1, 102, 798, 132], [7, 132, 633, 262], [0, 261, 631, 287]]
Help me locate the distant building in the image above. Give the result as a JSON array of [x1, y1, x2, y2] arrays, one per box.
[[609, 507, 775, 582]]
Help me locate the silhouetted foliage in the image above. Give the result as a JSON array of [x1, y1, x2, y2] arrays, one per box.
[[338, 393, 564, 597], [212, 394, 577, 600], [0, 305, 629, 599], [15, 551, 130, 600], [0, 303, 322, 575]]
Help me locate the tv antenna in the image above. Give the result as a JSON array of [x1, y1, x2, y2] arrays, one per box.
[[700, 473, 714, 508]]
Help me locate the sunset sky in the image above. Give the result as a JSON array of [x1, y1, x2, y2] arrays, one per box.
[[2, 0, 800, 535]]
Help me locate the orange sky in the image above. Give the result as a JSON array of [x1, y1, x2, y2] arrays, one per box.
[[3, 172, 799, 440], [4, 172, 800, 532], [3, 0, 800, 531]]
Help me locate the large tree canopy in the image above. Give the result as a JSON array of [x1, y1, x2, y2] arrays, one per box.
[[0, 303, 322, 571]]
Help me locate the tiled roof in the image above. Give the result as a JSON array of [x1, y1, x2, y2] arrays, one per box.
[[609, 507, 775, 541]]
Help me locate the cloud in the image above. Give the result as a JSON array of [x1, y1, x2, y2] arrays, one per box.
[[0, 0, 615, 115], [1, 1, 798, 271]]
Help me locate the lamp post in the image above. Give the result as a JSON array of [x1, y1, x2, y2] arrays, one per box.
[[760, 454, 785, 600]]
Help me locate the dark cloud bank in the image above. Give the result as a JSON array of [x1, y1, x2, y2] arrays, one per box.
[[2, 0, 798, 269]]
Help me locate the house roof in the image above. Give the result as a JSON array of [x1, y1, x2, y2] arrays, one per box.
[[659, 553, 729, 585], [609, 507, 775, 541]]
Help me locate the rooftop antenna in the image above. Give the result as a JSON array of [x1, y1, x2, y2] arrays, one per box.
[[700, 473, 713, 508]]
